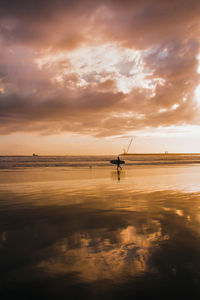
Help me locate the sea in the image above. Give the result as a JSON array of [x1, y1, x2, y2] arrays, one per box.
[[1, 153, 200, 169], [1, 154, 200, 299]]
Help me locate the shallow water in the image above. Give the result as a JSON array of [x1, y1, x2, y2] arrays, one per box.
[[1, 162, 200, 299], [1, 154, 200, 168]]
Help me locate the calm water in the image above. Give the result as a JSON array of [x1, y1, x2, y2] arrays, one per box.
[[1, 156, 200, 299]]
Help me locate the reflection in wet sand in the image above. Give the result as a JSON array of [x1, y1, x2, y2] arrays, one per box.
[[1, 165, 200, 298], [111, 169, 125, 181], [37, 221, 166, 282]]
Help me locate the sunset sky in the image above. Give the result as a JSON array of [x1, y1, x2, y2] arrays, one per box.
[[1, 0, 200, 154]]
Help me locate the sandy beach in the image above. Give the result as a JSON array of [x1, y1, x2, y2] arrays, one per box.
[[1, 160, 200, 299]]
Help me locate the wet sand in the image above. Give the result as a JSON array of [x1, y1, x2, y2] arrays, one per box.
[[1, 165, 200, 299]]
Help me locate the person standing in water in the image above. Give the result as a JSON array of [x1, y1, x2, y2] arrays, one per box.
[[117, 156, 122, 169]]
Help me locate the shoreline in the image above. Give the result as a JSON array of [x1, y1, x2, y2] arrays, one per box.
[[1, 153, 200, 157]]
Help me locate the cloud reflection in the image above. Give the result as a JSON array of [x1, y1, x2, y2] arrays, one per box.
[[37, 220, 167, 281]]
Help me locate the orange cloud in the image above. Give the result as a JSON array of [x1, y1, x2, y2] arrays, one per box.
[[0, 0, 200, 137]]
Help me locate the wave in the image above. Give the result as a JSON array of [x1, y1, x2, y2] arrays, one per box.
[[1, 154, 200, 169]]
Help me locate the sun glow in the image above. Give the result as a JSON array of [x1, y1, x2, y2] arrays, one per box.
[[194, 84, 200, 106]]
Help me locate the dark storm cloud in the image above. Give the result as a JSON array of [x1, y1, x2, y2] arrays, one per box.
[[104, 0, 200, 47], [0, 0, 200, 48], [0, 0, 200, 136], [0, 90, 126, 135]]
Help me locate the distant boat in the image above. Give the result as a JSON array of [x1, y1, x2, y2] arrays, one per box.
[[32, 153, 38, 157]]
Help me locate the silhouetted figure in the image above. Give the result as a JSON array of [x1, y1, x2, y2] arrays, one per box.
[[110, 156, 125, 169], [117, 156, 122, 170]]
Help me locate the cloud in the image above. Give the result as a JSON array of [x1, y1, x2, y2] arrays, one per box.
[[0, 0, 200, 137]]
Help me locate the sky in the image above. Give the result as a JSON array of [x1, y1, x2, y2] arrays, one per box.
[[0, 0, 200, 155]]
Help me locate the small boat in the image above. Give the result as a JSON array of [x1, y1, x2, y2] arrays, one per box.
[[32, 153, 38, 157]]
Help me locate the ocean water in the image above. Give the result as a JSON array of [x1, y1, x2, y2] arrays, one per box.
[[1, 153, 200, 169], [1, 156, 200, 299]]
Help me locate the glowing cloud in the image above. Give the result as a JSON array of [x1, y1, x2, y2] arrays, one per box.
[[36, 43, 165, 94], [1, 0, 200, 153]]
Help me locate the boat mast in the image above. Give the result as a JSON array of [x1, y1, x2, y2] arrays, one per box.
[[123, 138, 133, 154]]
